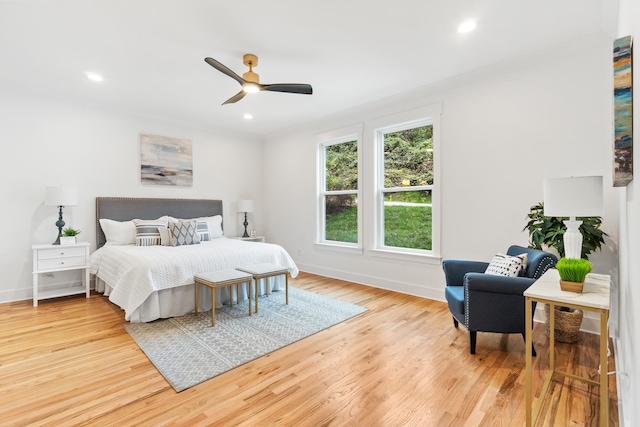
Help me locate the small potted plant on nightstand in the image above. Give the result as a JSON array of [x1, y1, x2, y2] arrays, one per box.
[[60, 228, 81, 245]]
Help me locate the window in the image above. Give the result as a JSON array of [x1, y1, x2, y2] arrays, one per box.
[[319, 136, 359, 246], [377, 120, 434, 252], [316, 104, 440, 260]]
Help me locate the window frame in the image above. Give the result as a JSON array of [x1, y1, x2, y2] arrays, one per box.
[[316, 125, 363, 253], [369, 105, 441, 262]]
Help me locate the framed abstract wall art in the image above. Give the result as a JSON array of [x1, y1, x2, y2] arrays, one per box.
[[613, 36, 633, 187], [140, 134, 193, 186]]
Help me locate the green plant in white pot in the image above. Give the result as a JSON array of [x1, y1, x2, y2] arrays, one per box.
[[59, 228, 81, 245]]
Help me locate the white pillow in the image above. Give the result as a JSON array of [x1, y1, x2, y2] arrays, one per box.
[[158, 227, 172, 246], [99, 218, 136, 245], [485, 253, 528, 277], [195, 215, 223, 238]]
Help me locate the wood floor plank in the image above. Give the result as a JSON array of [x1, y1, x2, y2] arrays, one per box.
[[0, 272, 618, 426]]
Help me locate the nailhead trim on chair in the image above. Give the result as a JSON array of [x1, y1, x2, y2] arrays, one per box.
[[464, 284, 470, 328], [532, 255, 556, 279]]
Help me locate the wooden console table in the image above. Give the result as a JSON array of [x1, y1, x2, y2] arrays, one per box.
[[524, 269, 611, 426]]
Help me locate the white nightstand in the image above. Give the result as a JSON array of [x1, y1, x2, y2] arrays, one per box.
[[230, 236, 266, 243], [32, 242, 91, 307]]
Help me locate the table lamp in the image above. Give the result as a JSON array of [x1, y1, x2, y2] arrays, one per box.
[[543, 176, 603, 259], [45, 186, 77, 245], [237, 199, 254, 238]]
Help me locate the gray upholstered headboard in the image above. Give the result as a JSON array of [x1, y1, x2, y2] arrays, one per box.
[[96, 197, 223, 248]]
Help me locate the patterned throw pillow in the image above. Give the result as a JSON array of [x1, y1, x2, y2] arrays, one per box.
[[133, 217, 169, 246], [169, 220, 200, 246], [484, 253, 528, 277]]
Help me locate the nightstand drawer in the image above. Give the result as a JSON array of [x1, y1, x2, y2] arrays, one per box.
[[37, 247, 86, 260], [38, 255, 86, 270]]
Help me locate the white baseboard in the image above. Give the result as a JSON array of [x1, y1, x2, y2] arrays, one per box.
[[295, 262, 446, 302]]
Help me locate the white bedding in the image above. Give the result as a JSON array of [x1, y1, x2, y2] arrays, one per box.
[[90, 237, 299, 322]]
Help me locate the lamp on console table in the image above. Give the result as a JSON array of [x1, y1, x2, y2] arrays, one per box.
[[543, 176, 603, 259], [237, 199, 254, 238], [45, 186, 77, 245]]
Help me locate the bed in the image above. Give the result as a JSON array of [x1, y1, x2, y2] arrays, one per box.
[[89, 197, 299, 322]]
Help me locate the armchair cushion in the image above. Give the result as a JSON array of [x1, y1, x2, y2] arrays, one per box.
[[485, 253, 527, 276], [445, 286, 465, 320]]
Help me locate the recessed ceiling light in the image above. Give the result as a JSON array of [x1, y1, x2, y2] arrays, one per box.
[[85, 72, 103, 82], [243, 113, 253, 120], [458, 20, 477, 33]]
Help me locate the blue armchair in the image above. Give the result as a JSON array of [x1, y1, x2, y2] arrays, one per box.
[[442, 245, 557, 355]]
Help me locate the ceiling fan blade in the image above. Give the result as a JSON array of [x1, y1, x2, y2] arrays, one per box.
[[204, 57, 245, 86], [261, 83, 313, 95], [222, 90, 247, 105]]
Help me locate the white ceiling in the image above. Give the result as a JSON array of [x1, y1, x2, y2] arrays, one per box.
[[0, 0, 615, 137]]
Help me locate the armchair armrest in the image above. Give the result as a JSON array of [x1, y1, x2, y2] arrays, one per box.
[[442, 260, 489, 287], [464, 272, 536, 295]]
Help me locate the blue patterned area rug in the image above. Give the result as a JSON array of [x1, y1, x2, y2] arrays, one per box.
[[124, 287, 368, 392]]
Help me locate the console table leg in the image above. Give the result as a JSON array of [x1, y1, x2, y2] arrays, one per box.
[[599, 309, 609, 426], [525, 296, 533, 427]]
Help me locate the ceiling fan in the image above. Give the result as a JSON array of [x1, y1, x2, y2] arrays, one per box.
[[204, 54, 313, 105]]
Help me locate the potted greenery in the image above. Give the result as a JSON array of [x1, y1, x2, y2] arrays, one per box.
[[555, 258, 592, 293], [524, 202, 607, 343], [60, 228, 81, 245]]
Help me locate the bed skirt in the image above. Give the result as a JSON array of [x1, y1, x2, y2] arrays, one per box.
[[95, 276, 286, 323]]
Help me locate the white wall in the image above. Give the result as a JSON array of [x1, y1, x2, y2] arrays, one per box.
[[0, 90, 263, 303], [264, 39, 617, 305], [264, 34, 626, 421], [614, 0, 639, 425]]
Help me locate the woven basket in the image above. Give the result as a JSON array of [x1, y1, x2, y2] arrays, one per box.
[[544, 304, 583, 343]]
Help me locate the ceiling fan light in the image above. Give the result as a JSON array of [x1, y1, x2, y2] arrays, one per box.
[[243, 83, 260, 93]]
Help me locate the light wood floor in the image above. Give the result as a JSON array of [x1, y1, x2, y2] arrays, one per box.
[[1, 272, 618, 426]]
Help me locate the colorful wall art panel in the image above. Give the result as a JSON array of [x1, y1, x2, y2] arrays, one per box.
[[613, 36, 633, 187]]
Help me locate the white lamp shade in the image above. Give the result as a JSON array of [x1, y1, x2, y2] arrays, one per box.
[[543, 176, 603, 217], [45, 186, 77, 207], [237, 199, 254, 213]]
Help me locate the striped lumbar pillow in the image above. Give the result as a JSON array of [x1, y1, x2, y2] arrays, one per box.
[[133, 217, 169, 246], [195, 220, 210, 242]]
